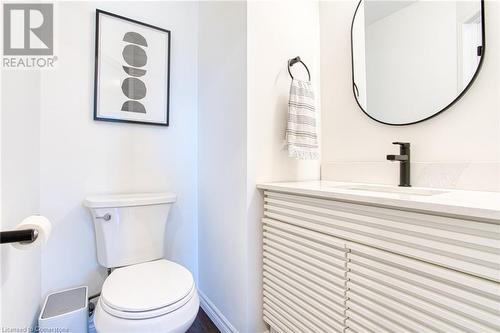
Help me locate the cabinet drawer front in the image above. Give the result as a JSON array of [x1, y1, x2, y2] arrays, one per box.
[[346, 244, 500, 333], [264, 191, 500, 282], [263, 218, 348, 333]]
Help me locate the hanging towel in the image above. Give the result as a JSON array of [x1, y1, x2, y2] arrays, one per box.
[[286, 79, 319, 160]]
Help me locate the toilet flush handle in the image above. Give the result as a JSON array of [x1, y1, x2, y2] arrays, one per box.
[[95, 213, 111, 221]]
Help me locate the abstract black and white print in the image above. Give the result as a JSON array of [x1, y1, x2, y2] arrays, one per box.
[[94, 10, 170, 126], [121, 31, 148, 114]]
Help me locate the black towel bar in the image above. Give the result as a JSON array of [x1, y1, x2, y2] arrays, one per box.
[[287, 56, 311, 81]]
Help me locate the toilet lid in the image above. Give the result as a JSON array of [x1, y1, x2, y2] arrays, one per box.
[[101, 260, 194, 312]]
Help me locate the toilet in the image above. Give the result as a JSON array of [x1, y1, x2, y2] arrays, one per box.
[[84, 193, 199, 333]]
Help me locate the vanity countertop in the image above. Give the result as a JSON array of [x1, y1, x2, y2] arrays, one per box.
[[257, 181, 500, 222]]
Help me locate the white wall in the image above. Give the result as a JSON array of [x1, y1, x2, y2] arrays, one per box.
[[248, 0, 321, 184], [198, 1, 321, 332], [320, 0, 500, 191], [1, 70, 42, 330], [197, 2, 249, 331], [38, 1, 199, 297]]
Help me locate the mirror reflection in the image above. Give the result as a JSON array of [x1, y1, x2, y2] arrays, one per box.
[[352, 0, 484, 125]]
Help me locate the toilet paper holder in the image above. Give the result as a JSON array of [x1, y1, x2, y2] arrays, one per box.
[[0, 229, 38, 244]]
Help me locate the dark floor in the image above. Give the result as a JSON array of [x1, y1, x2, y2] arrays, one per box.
[[187, 308, 220, 333]]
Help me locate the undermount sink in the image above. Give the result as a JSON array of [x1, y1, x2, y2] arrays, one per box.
[[329, 184, 448, 196]]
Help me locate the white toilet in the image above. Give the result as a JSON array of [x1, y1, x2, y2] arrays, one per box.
[[84, 193, 199, 333]]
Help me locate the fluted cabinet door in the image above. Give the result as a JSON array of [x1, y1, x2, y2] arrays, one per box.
[[262, 218, 349, 333], [345, 243, 500, 333]]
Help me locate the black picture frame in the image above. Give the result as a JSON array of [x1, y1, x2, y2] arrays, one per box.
[[93, 9, 171, 126], [350, 0, 485, 126]]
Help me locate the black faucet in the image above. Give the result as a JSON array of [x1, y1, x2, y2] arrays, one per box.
[[387, 142, 411, 187]]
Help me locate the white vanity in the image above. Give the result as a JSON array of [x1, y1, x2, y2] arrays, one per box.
[[257, 181, 500, 333]]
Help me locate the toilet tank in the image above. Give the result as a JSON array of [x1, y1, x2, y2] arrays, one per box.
[[84, 193, 176, 268]]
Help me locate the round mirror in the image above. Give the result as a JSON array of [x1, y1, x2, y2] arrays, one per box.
[[351, 0, 485, 125]]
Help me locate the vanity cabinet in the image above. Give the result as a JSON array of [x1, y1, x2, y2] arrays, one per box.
[[262, 190, 500, 333], [262, 218, 349, 332]]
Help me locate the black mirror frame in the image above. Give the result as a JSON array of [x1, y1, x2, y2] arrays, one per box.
[[350, 0, 486, 126]]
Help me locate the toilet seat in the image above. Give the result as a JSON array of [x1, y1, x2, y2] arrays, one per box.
[[100, 259, 195, 320], [94, 290, 199, 333], [101, 285, 196, 319]]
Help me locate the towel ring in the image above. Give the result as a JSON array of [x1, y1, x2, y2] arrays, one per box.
[[288, 56, 311, 81]]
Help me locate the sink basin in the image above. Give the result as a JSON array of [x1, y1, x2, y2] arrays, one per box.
[[329, 184, 448, 196]]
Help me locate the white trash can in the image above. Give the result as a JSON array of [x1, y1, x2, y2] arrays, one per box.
[[39, 286, 88, 333]]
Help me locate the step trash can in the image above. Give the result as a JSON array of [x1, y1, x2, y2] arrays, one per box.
[[38, 286, 88, 333]]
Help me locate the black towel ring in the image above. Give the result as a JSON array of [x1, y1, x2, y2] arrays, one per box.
[[287, 56, 311, 81]]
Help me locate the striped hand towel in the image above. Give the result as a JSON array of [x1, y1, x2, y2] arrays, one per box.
[[286, 79, 319, 160]]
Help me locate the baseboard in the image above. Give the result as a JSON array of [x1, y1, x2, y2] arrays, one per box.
[[198, 289, 238, 333]]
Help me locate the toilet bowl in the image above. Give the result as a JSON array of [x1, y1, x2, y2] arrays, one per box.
[[94, 259, 199, 333]]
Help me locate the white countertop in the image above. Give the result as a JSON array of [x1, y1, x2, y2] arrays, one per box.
[[257, 181, 500, 222]]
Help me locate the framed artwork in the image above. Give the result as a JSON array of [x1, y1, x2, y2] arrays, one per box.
[[93, 9, 170, 126]]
